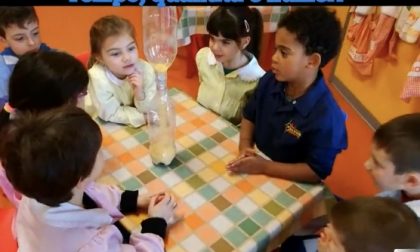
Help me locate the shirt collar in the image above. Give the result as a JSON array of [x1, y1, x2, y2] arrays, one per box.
[[272, 71, 328, 117], [206, 49, 265, 82], [1, 43, 51, 65], [105, 67, 125, 86]]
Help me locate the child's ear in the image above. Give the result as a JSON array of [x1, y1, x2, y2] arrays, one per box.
[[306, 53, 321, 69], [0, 36, 8, 46], [240, 36, 251, 50], [402, 173, 420, 190]]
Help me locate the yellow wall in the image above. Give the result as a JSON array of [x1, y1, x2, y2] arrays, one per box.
[[333, 9, 420, 124]]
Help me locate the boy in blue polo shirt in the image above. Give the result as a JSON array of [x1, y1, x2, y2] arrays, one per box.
[[0, 7, 52, 107], [228, 7, 347, 183]]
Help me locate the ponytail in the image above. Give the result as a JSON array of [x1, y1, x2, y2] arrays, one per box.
[[246, 8, 263, 59]]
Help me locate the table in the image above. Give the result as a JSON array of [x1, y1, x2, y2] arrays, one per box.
[[176, 6, 290, 78], [97, 88, 327, 252]]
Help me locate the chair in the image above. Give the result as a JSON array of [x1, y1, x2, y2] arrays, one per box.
[[75, 51, 90, 69], [0, 207, 17, 252]]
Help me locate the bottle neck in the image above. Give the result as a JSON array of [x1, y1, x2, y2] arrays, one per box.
[[156, 71, 167, 92]]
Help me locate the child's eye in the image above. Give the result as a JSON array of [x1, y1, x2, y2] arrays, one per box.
[[14, 36, 24, 41], [32, 31, 39, 36], [280, 50, 288, 58], [110, 52, 120, 57], [222, 40, 231, 45], [128, 46, 136, 51]]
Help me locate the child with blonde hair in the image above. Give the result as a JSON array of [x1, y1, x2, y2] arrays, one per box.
[[88, 15, 156, 128]]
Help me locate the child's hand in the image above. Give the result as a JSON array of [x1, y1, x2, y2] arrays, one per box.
[[227, 148, 256, 168], [226, 153, 266, 175], [127, 71, 145, 100], [137, 191, 164, 209], [148, 193, 181, 226]]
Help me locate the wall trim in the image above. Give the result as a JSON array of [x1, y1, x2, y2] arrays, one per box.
[[330, 7, 380, 130], [330, 76, 380, 130]]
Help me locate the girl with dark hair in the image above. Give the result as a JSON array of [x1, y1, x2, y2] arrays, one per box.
[[0, 50, 89, 206], [196, 7, 265, 125]]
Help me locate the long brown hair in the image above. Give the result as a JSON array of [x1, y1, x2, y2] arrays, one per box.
[[88, 15, 136, 68]]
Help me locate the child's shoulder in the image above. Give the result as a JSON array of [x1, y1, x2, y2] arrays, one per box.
[[88, 63, 105, 76], [195, 47, 211, 62]]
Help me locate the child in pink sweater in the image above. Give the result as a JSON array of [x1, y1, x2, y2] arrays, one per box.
[[0, 106, 180, 252]]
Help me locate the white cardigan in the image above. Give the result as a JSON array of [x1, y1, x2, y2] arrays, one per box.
[[88, 59, 156, 128]]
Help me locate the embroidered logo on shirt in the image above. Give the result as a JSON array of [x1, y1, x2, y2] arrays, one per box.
[[284, 120, 302, 139]]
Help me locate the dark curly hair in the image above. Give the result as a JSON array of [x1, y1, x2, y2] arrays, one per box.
[[278, 7, 342, 67]]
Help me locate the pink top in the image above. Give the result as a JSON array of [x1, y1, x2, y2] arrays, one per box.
[[9, 181, 164, 252], [0, 164, 21, 207]]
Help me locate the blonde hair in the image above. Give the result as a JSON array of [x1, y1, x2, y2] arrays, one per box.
[[88, 15, 136, 68]]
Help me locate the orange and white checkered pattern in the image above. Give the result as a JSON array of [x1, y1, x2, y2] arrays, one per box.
[[401, 54, 420, 103]]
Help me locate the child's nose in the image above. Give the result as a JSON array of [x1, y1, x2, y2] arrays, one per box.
[[27, 37, 35, 46], [122, 53, 130, 62]]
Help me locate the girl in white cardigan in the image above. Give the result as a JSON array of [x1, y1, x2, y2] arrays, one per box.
[[88, 15, 156, 128]]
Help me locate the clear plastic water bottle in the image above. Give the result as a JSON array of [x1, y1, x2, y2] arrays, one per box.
[[143, 7, 177, 165]]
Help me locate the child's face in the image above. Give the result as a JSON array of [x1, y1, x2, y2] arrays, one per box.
[[209, 33, 247, 67], [98, 32, 138, 79], [0, 20, 41, 57], [271, 27, 311, 82], [318, 223, 346, 252], [365, 143, 403, 191]]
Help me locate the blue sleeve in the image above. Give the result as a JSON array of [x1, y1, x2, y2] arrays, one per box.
[[306, 147, 340, 179], [0, 56, 11, 102], [305, 112, 348, 179]]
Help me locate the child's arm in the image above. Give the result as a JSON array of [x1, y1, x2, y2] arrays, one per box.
[[84, 183, 143, 218], [132, 61, 156, 113], [228, 156, 320, 182], [88, 67, 145, 128], [79, 224, 165, 252], [80, 193, 180, 252], [239, 118, 255, 154], [228, 126, 343, 183]]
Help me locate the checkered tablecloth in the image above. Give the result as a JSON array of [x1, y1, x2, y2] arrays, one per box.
[[97, 88, 326, 252], [177, 6, 290, 47]]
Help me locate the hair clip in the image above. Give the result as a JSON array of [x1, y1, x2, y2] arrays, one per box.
[[244, 19, 250, 33], [4, 102, 14, 114]]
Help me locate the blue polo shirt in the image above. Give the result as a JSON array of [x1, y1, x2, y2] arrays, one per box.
[[243, 71, 348, 179], [0, 43, 52, 108]]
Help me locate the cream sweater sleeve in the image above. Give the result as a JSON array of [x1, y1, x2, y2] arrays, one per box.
[[88, 64, 145, 128], [133, 60, 157, 113]]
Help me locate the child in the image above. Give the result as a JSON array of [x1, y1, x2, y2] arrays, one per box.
[[0, 106, 180, 251], [365, 113, 420, 217], [227, 7, 348, 183], [88, 15, 156, 128], [0, 7, 52, 107], [196, 7, 265, 125], [317, 197, 420, 252], [0, 51, 89, 207]]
